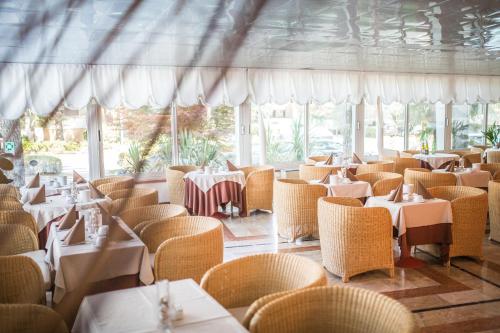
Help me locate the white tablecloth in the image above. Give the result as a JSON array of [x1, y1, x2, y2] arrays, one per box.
[[20, 183, 89, 201], [311, 180, 372, 198], [184, 170, 246, 193], [23, 194, 110, 232], [45, 219, 153, 303], [413, 153, 459, 169], [72, 279, 248, 333], [365, 196, 452, 236], [432, 169, 492, 187]]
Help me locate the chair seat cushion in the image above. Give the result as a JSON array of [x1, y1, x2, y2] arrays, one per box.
[[17, 250, 52, 290]]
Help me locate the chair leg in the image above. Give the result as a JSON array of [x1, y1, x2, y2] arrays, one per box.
[[388, 267, 395, 278]]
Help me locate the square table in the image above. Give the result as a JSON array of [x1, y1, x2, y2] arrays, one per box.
[[432, 168, 492, 188], [72, 279, 248, 333], [310, 180, 372, 198], [365, 195, 453, 267], [45, 218, 154, 303]]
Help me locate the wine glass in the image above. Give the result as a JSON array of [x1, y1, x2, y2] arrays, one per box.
[[156, 280, 173, 332]]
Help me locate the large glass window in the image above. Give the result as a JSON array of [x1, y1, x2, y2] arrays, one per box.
[[488, 103, 500, 127], [308, 103, 353, 158], [20, 107, 89, 182], [364, 103, 378, 157], [451, 104, 486, 148], [177, 104, 236, 166], [382, 103, 405, 151], [407, 103, 445, 151], [102, 106, 171, 176]]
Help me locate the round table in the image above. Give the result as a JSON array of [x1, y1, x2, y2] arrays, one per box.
[[412, 153, 459, 169]]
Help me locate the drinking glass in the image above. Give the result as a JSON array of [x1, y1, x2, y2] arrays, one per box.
[[156, 280, 173, 332]]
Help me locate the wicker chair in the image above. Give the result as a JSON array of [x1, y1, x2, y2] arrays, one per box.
[[487, 151, 500, 163], [420, 186, 488, 261], [273, 179, 327, 241], [435, 149, 471, 157], [355, 172, 403, 196], [488, 181, 500, 242], [107, 188, 159, 215], [238, 166, 274, 216], [0, 200, 23, 211], [200, 253, 327, 328], [119, 204, 188, 234], [356, 161, 394, 175], [0, 184, 19, 199], [298, 164, 341, 181], [0, 304, 68, 333], [404, 169, 456, 187], [462, 153, 481, 167], [90, 176, 135, 195], [305, 155, 329, 164], [400, 150, 419, 157], [166, 165, 199, 205], [393, 158, 421, 175], [0, 211, 38, 235], [318, 197, 394, 282], [248, 286, 416, 333], [0, 225, 38, 255], [0, 256, 45, 304], [480, 163, 500, 178], [140, 216, 223, 283]]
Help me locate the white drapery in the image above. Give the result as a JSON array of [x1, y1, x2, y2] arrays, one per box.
[[1, 63, 500, 119]]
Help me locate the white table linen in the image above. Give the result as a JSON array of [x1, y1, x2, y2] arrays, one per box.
[[72, 279, 248, 333], [45, 219, 153, 303], [184, 170, 246, 193], [365, 196, 452, 236], [310, 180, 372, 198], [412, 153, 459, 169], [432, 168, 492, 187]]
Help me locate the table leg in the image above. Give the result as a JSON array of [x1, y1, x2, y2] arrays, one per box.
[[396, 234, 426, 268]]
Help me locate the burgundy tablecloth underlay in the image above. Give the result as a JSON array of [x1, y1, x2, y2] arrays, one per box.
[[38, 214, 64, 249], [184, 179, 246, 217], [395, 224, 452, 262]]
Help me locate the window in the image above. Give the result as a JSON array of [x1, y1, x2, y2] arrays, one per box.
[[407, 103, 445, 151], [251, 103, 305, 168], [488, 103, 500, 127], [102, 106, 171, 176], [451, 104, 486, 148], [308, 103, 353, 158], [177, 104, 236, 166], [382, 103, 405, 151], [364, 103, 378, 157], [20, 107, 89, 182]]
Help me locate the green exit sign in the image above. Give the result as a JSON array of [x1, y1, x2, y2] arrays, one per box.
[[4, 141, 15, 154]]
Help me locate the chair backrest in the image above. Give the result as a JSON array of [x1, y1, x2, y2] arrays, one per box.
[[0, 211, 37, 235], [248, 286, 416, 333], [0, 185, 19, 199], [165, 165, 199, 205], [200, 253, 327, 309], [462, 153, 481, 167], [393, 158, 421, 175], [0, 304, 68, 333], [356, 161, 394, 175], [0, 256, 45, 304], [305, 155, 329, 164], [0, 200, 23, 211], [480, 163, 500, 177], [92, 176, 135, 195], [108, 188, 159, 214], [400, 150, 419, 157], [489, 181, 500, 241], [487, 151, 500, 163], [355, 172, 403, 196], [404, 169, 456, 187], [0, 225, 38, 255], [298, 164, 341, 181], [119, 203, 188, 230]]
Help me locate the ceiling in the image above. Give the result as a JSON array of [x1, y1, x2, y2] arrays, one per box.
[[0, 0, 499, 75]]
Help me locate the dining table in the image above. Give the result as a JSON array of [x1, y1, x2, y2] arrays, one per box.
[[365, 195, 453, 267], [412, 153, 459, 169], [432, 168, 492, 188], [310, 179, 373, 198], [184, 170, 247, 217], [72, 278, 248, 333]]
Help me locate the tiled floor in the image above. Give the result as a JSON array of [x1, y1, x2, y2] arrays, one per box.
[[222, 210, 500, 333]]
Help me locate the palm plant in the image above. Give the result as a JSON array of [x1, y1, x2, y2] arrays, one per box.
[[121, 142, 149, 174], [482, 122, 500, 148], [290, 118, 304, 161]]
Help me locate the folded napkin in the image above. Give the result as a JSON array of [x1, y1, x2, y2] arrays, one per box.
[[387, 182, 403, 202], [324, 153, 334, 165], [445, 161, 455, 172], [29, 185, 45, 204], [26, 173, 40, 188], [320, 171, 332, 184], [345, 169, 358, 182], [58, 205, 77, 230], [352, 153, 363, 164], [73, 170, 86, 184], [226, 160, 239, 171], [96, 202, 112, 225], [89, 183, 105, 199], [108, 219, 133, 241], [63, 216, 85, 245], [415, 181, 433, 199]]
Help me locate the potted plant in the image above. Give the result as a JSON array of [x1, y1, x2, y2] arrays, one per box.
[[482, 122, 500, 149]]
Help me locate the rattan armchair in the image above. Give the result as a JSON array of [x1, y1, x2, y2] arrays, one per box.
[[356, 161, 394, 175], [0, 200, 23, 211], [273, 179, 327, 241], [238, 166, 274, 216], [462, 153, 481, 167], [355, 172, 403, 196], [404, 169, 456, 187], [480, 163, 500, 178], [488, 181, 500, 242], [140, 216, 223, 283], [165, 165, 199, 205], [0, 184, 19, 199], [305, 155, 329, 164], [487, 151, 500, 163], [0, 225, 38, 255], [119, 203, 188, 234], [200, 253, 327, 328], [0, 211, 38, 235], [248, 286, 416, 333], [0, 256, 45, 304], [0, 304, 68, 333], [400, 150, 419, 157], [393, 158, 421, 175], [318, 197, 394, 282], [298, 164, 341, 181], [107, 188, 159, 214], [421, 186, 488, 261], [90, 175, 135, 195]]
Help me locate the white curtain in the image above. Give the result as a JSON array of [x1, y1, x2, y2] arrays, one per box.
[[1, 63, 500, 119]]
